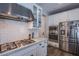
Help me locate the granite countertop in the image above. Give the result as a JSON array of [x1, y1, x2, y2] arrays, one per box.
[[0, 37, 48, 56]]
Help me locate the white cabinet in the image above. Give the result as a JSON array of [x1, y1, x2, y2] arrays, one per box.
[[18, 3, 42, 28], [36, 40, 47, 56], [33, 4, 42, 28], [2, 45, 37, 56], [23, 48, 36, 56], [22, 45, 37, 56]]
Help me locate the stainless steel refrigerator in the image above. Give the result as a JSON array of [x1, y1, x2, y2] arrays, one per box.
[[59, 20, 79, 55], [59, 22, 69, 52]]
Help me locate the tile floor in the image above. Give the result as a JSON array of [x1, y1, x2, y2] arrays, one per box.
[[47, 45, 74, 56]]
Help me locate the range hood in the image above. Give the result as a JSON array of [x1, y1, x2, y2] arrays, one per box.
[[0, 3, 34, 22]]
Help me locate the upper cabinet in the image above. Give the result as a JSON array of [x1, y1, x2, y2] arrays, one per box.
[[0, 3, 9, 14], [11, 4, 32, 17], [11, 3, 34, 22], [0, 3, 34, 22], [33, 4, 42, 28], [0, 3, 43, 27]]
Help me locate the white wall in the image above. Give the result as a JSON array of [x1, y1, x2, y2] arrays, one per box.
[[0, 19, 30, 44], [0, 3, 44, 44], [0, 3, 35, 44], [67, 8, 79, 21], [48, 8, 79, 26], [47, 8, 79, 44]]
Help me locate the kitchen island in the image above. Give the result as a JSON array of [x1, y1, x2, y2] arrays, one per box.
[[0, 38, 48, 56]]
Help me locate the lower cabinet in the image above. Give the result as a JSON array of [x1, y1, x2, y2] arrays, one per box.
[[23, 49, 36, 56], [3, 45, 37, 56], [1, 39, 47, 56], [36, 40, 47, 56]]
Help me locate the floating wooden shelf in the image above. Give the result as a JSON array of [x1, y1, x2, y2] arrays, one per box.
[[0, 13, 34, 22]]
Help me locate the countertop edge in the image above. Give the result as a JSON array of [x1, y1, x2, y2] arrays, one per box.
[[0, 38, 48, 56]]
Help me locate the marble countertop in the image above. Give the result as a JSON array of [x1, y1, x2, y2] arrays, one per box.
[[0, 37, 48, 56]]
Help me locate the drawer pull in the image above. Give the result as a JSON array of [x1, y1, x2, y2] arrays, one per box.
[[39, 44, 42, 46], [42, 46, 44, 48], [31, 54, 34, 56], [44, 42, 47, 43]]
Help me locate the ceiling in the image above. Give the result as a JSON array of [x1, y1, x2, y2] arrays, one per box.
[[37, 3, 79, 15]]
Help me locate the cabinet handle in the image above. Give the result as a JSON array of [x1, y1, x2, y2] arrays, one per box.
[[39, 44, 42, 46], [44, 42, 47, 43], [31, 54, 34, 56], [42, 46, 44, 48]]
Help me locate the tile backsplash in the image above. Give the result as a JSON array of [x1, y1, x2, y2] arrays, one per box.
[[0, 19, 30, 44]]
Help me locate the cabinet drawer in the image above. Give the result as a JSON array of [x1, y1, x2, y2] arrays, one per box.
[[23, 49, 36, 56], [36, 40, 47, 56], [2, 45, 36, 56], [39, 40, 47, 46]]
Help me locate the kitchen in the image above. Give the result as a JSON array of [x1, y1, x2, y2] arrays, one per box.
[[0, 3, 48, 56], [0, 3, 79, 56]]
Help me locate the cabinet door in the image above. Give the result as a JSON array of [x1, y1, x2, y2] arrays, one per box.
[[38, 8, 42, 28], [23, 49, 36, 56], [41, 45, 47, 56], [33, 5, 38, 27], [43, 40, 48, 56], [33, 4, 42, 28], [21, 45, 37, 56], [12, 4, 28, 16], [0, 3, 9, 13], [2, 45, 37, 56], [36, 45, 44, 56], [36, 40, 47, 56]]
